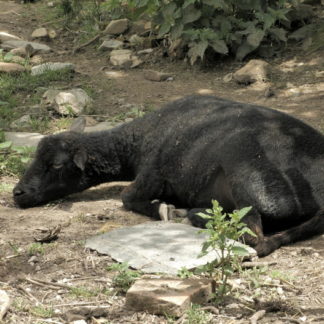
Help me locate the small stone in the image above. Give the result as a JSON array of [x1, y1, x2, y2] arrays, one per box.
[[129, 20, 151, 36], [10, 55, 25, 65], [126, 277, 215, 317], [28, 256, 38, 263], [104, 19, 129, 35], [110, 49, 133, 67], [129, 34, 144, 47], [1, 40, 51, 54], [30, 55, 43, 65], [9, 47, 28, 57], [99, 39, 124, 51], [48, 29, 57, 39], [47, 1, 55, 7], [233, 59, 269, 84], [144, 70, 173, 82], [31, 27, 48, 39], [137, 48, 154, 55], [10, 115, 32, 129], [0, 62, 26, 74], [131, 56, 143, 68], [31, 62, 75, 76], [223, 73, 233, 83]]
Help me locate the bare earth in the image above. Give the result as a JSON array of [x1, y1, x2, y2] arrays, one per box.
[[0, 1, 324, 323]]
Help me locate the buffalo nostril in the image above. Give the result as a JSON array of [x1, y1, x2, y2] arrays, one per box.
[[13, 188, 25, 196]]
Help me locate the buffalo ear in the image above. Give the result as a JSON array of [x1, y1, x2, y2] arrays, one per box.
[[73, 149, 87, 171]]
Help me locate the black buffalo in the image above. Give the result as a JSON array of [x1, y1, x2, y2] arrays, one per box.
[[13, 95, 324, 256]]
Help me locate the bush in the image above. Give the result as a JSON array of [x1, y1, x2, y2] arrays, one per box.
[[58, 1, 310, 63], [132, 0, 296, 63]]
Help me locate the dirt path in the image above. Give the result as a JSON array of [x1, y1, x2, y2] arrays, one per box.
[[1, 1, 324, 323]]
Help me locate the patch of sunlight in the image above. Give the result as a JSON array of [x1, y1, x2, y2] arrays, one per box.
[[105, 71, 128, 79], [197, 88, 214, 94]]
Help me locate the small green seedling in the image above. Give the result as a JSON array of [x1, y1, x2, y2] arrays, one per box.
[[106, 262, 141, 293], [197, 200, 256, 301]]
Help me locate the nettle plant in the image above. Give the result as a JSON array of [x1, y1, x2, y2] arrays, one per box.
[[197, 200, 256, 301], [122, 0, 298, 63]]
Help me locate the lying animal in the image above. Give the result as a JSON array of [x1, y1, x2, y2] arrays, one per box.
[[13, 95, 324, 256]]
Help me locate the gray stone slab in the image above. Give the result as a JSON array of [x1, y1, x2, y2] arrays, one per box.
[[5, 132, 44, 147], [85, 221, 256, 274], [1, 40, 51, 53]]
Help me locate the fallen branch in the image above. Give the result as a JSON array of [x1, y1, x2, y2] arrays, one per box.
[[17, 285, 41, 304], [250, 309, 266, 324], [72, 33, 102, 54], [52, 301, 112, 307], [242, 261, 277, 269], [26, 277, 72, 290], [24, 277, 60, 290]]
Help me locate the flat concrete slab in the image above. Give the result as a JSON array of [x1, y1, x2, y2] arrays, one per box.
[[5, 132, 44, 147], [85, 221, 256, 274]]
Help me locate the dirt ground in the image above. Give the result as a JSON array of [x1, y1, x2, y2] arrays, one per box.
[[1, 1, 324, 323]]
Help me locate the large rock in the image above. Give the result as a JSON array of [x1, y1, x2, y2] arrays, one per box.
[[31, 62, 75, 75], [99, 39, 124, 51], [129, 20, 152, 36], [31, 27, 57, 40], [233, 59, 269, 84], [104, 19, 129, 35], [10, 115, 32, 129], [0, 31, 21, 42], [43, 88, 92, 116], [0, 290, 10, 321], [1, 40, 51, 54], [4, 132, 44, 147], [110, 49, 142, 68], [0, 62, 26, 74], [126, 277, 215, 317]]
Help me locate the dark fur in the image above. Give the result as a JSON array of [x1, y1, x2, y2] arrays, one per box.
[[13, 95, 324, 256]]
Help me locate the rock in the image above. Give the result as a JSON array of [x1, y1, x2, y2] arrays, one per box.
[[110, 49, 142, 68], [0, 290, 10, 321], [30, 55, 43, 65], [10, 55, 25, 65], [43, 88, 92, 116], [144, 70, 173, 82], [0, 31, 21, 42], [129, 20, 151, 36], [137, 48, 154, 55], [31, 27, 48, 39], [126, 277, 215, 317], [9, 47, 28, 57], [10, 115, 32, 129], [84, 121, 115, 132], [233, 59, 269, 84], [4, 132, 44, 147], [0, 62, 26, 74], [1, 40, 51, 54], [104, 19, 129, 35], [31, 62, 75, 76], [129, 34, 144, 47], [223, 73, 233, 83], [289, 25, 313, 41], [99, 39, 124, 51]]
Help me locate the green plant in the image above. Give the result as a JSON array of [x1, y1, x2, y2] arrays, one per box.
[[29, 305, 54, 318], [177, 267, 194, 279], [69, 286, 100, 298], [185, 304, 211, 324], [0, 139, 36, 176], [27, 243, 46, 256], [197, 200, 255, 301], [106, 262, 141, 293]]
